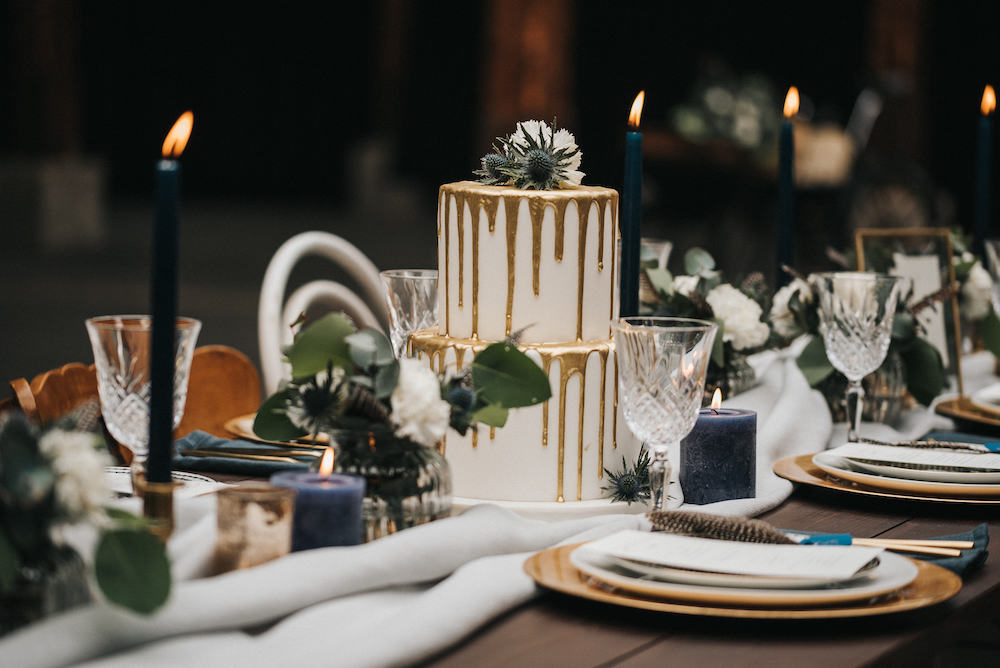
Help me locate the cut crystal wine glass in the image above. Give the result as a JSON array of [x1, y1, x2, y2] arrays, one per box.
[[379, 269, 438, 358], [812, 272, 905, 442], [86, 315, 201, 483], [613, 317, 717, 511]]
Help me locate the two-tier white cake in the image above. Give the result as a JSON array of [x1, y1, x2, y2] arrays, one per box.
[[410, 179, 641, 504]]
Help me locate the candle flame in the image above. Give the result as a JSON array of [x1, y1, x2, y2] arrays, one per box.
[[711, 388, 723, 410], [161, 111, 194, 158], [319, 447, 335, 475], [982, 85, 996, 116], [628, 90, 645, 129], [783, 87, 800, 118]]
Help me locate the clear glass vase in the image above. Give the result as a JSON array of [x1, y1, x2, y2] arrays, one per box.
[[330, 430, 452, 543], [705, 353, 758, 402], [0, 546, 91, 637]]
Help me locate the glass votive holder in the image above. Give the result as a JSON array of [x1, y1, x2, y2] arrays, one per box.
[[213, 483, 296, 573]]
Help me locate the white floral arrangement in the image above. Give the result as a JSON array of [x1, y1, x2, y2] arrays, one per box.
[[642, 247, 773, 396], [475, 119, 584, 190], [0, 412, 172, 619]]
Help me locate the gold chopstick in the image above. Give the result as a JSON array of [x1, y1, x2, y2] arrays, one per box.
[[850, 539, 965, 557], [180, 450, 304, 463]]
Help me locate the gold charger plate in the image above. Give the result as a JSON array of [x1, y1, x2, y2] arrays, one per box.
[[524, 543, 961, 620], [935, 397, 1000, 430], [223, 413, 330, 445], [773, 455, 1000, 505]]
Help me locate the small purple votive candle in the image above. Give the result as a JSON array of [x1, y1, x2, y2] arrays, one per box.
[[679, 391, 756, 505], [270, 451, 365, 550]]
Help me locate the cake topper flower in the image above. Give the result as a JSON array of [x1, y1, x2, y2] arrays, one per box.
[[475, 119, 584, 190]]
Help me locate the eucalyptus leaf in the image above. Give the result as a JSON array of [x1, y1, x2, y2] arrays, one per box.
[[345, 331, 376, 368], [285, 313, 356, 379], [470, 342, 552, 408], [711, 319, 725, 368], [977, 309, 1000, 358], [899, 338, 947, 406], [94, 529, 171, 614], [645, 267, 674, 297], [684, 247, 716, 276], [470, 403, 509, 428], [0, 528, 21, 594], [796, 336, 836, 386], [253, 390, 307, 441], [373, 360, 400, 399]]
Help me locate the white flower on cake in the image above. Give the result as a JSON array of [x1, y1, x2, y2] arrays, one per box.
[[475, 119, 584, 190], [769, 278, 813, 338], [390, 357, 451, 448], [961, 258, 993, 321], [706, 284, 770, 350], [38, 429, 111, 524]]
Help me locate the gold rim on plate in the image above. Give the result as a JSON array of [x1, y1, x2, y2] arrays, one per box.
[[773, 454, 1000, 504], [223, 413, 330, 446], [524, 543, 961, 619]]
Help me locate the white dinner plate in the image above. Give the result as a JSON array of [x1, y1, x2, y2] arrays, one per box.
[[843, 457, 1000, 484], [606, 554, 879, 590], [969, 382, 1000, 415], [569, 545, 917, 608], [105, 467, 229, 499], [813, 451, 1000, 497]]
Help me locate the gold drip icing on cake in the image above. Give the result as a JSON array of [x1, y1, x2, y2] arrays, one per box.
[[409, 328, 619, 502], [441, 189, 451, 332], [503, 195, 520, 337]]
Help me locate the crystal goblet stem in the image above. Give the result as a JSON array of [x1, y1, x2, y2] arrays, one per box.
[[647, 444, 672, 511], [845, 378, 864, 443]]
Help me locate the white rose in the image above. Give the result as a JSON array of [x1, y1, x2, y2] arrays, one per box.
[[672, 275, 700, 297], [706, 284, 770, 351], [769, 278, 812, 338], [38, 429, 111, 524], [390, 358, 451, 448], [962, 261, 994, 321]]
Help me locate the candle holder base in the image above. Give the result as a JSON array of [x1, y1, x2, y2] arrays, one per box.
[[135, 474, 182, 542]]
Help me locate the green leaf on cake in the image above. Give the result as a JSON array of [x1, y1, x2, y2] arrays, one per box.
[[470, 403, 510, 428], [470, 342, 552, 408], [285, 313, 356, 379], [95, 528, 171, 614]]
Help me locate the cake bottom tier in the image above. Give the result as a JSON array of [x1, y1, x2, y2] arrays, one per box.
[[409, 328, 641, 502]]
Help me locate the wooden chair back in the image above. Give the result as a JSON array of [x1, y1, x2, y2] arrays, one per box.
[[3, 345, 262, 455]]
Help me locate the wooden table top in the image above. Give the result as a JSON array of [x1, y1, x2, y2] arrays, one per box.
[[424, 485, 1000, 667]]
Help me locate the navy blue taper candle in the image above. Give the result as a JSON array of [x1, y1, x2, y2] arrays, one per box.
[[620, 90, 645, 317], [776, 86, 798, 288], [974, 85, 995, 257], [147, 111, 193, 484]]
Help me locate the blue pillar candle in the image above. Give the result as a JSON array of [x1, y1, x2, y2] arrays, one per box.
[[776, 87, 798, 288], [620, 90, 645, 317], [271, 466, 366, 550], [148, 111, 193, 484], [679, 400, 756, 505], [974, 85, 995, 257]]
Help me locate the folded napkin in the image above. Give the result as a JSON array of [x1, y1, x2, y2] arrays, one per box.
[[172, 431, 312, 476], [920, 523, 990, 576]]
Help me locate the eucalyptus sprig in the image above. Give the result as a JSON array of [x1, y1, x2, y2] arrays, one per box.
[[254, 313, 551, 445]]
